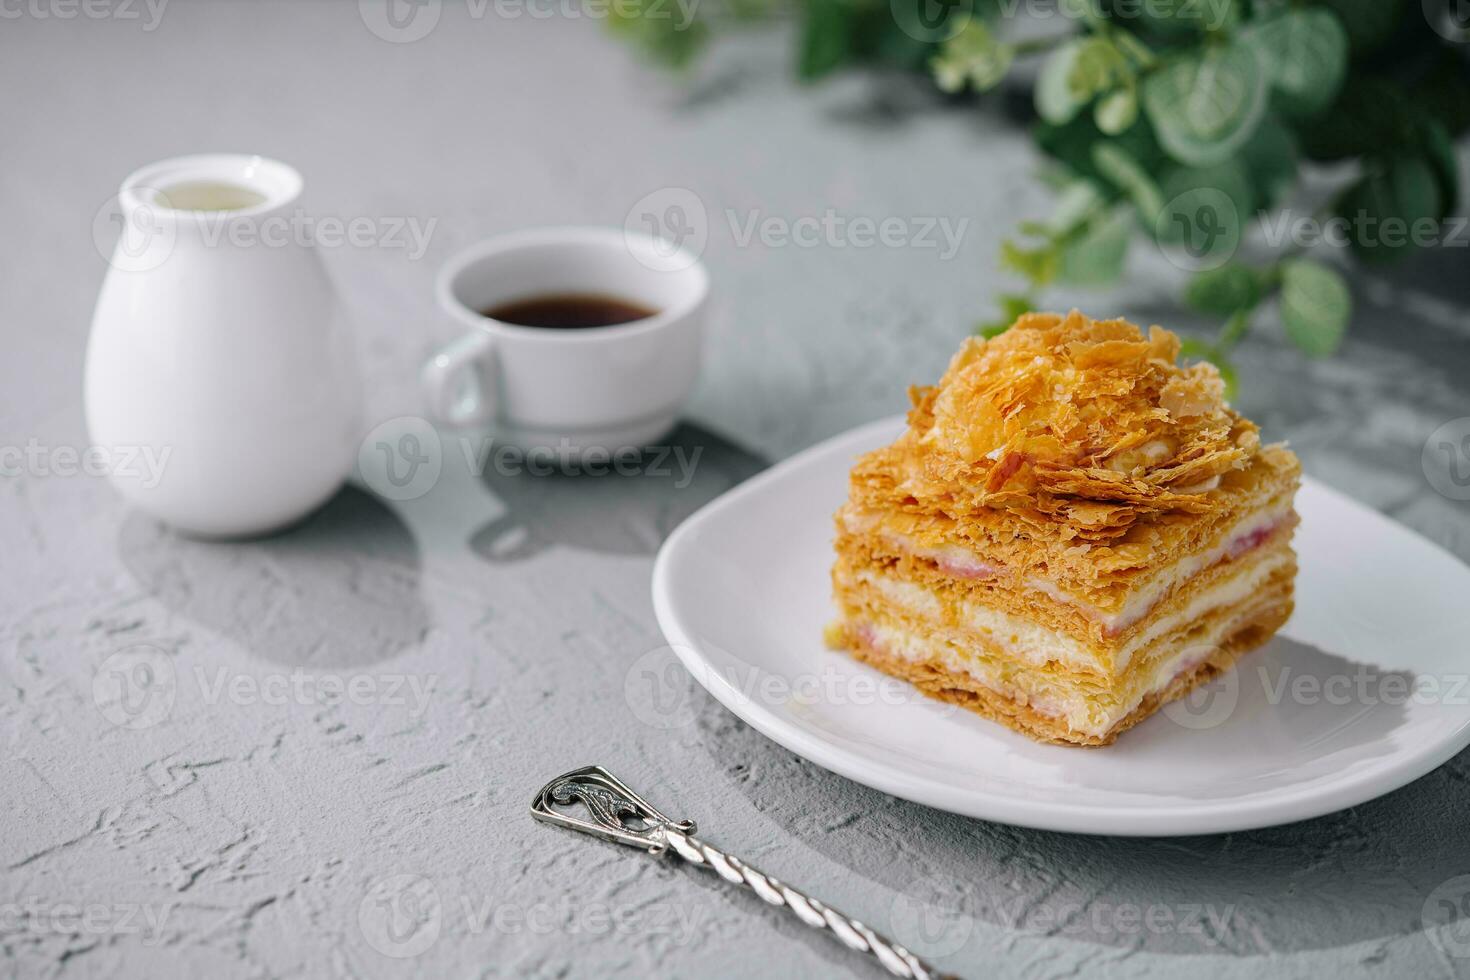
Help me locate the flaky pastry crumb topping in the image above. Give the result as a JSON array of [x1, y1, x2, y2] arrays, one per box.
[[898, 310, 1261, 519]]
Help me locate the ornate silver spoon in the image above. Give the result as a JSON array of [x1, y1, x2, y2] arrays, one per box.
[[531, 765, 949, 979]]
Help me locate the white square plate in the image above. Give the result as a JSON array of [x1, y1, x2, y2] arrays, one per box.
[[652, 417, 1470, 836]]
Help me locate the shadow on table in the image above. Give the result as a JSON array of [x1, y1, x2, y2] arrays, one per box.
[[468, 420, 768, 564], [117, 485, 428, 668], [691, 637, 1467, 960]]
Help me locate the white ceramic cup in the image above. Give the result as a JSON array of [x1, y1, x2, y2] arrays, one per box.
[[422, 227, 708, 454]]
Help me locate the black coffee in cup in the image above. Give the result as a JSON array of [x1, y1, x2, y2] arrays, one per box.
[[482, 293, 657, 330]]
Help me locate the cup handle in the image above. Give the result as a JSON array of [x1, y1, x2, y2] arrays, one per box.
[[422, 332, 495, 428]]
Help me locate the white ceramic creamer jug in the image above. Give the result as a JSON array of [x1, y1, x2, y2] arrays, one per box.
[[86, 154, 361, 536]]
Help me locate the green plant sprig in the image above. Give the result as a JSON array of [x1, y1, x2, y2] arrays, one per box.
[[609, 0, 1468, 383]]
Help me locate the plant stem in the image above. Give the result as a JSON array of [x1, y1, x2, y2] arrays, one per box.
[[1011, 34, 1073, 58]]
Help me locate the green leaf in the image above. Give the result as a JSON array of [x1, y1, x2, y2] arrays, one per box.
[[979, 293, 1035, 337], [1309, 0, 1403, 55], [1135, 0, 1239, 35], [1056, 205, 1133, 286], [1111, 31, 1157, 70], [1419, 118, 1461, 219], [1059, 0, 1106, 25], [1407, 48, 1470, 142], [1239, 114, 1299, 209], [1142, 41, 1268, 166], [1336, 156, 1443, 263], [1219, 306, 1253, 350], [1044, 180, 1106, 235], [1297, 77, 1408, 162], [931, 22, 1014, 94], [1243, 8, 1348, 119], [1091, 142, 1164, 224], [1279, 259, 1351, 356], [1095, 87, 1139, 135], [1001, 239, 1059, 286], [797, 0, 851, 81], [1185, 263, 1261, 314], [1035, 107, 1170, 190], [1035, 36, 1134, 127], [605, 0, 710, 70], [1036, 41, 1089, 125], [1071, 37, 1127, 100]]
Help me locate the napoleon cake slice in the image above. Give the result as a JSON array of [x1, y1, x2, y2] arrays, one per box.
[[827, 310, 1299, 746]]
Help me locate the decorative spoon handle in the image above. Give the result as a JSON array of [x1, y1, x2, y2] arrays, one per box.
[[531, 765, 947, 980]]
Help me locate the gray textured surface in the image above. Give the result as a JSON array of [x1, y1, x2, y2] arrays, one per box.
[[4, 4, 1470, 978]]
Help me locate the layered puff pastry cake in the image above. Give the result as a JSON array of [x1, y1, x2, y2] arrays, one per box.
[[827, 311, 1299, 746]]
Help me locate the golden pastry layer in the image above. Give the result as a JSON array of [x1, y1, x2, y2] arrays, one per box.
[[828, 310, 1300, 746], [836, 589, 1292, 746]]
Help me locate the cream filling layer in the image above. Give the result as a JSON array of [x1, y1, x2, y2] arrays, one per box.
[[863, 585, 1275, 738], [849, 497, 1293, 632], [850, 543, 1290, 677]]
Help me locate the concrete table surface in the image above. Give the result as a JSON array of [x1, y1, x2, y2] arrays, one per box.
[[4, 4, 1470, 978]]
